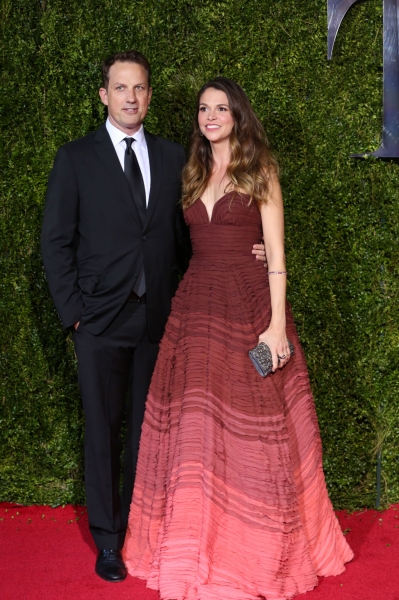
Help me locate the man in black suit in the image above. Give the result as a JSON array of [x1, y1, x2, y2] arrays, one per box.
[[42, 50, 265, 582], [41, 50, 191, 582]]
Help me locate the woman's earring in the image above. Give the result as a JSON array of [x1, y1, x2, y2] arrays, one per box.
[[199, 131, 203, 137]]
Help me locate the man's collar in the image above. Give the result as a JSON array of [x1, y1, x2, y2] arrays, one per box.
[[106, 119, 146, 148]]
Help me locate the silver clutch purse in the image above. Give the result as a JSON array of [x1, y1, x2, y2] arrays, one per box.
[[248, 340, 294, 377]]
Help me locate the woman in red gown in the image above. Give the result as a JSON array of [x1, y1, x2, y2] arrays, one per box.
[[123, 77, 353, 600]]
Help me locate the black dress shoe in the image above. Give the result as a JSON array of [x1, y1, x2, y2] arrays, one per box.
[[95, 549, 127, 582]]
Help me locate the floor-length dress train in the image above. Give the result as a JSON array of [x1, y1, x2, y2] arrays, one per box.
[[123, 192, 353, 600]]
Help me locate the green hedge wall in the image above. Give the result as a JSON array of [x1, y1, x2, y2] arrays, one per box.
[[1, 0, 399, 508]]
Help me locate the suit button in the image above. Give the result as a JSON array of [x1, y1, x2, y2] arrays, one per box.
[[142, 236, 147, 241]]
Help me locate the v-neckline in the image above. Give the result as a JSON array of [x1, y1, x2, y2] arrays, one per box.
[[199, 192, 234, 223]]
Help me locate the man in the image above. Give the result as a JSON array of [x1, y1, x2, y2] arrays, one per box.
[[42, 50, 265, 583]]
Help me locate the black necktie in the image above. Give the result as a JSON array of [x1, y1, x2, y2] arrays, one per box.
[[124, 137, 146, 223], [124, 137, 146, 297]]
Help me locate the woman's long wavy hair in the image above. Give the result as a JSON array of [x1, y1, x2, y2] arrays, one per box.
[[182, 77, 279, 209]]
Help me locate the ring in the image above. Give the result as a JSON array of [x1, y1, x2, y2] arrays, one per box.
[[278, 354, 286, 360]]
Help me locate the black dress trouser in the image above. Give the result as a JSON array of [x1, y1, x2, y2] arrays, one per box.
[[73, 299, 159, 550]]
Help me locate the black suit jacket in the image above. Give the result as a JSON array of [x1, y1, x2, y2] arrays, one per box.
[[41, 123, 190, 342]]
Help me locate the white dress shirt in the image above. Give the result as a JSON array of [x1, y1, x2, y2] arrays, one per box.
[[106, 119, 151, 206]]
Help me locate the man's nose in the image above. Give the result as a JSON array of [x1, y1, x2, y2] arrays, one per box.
[[126, 88, 137, 102]]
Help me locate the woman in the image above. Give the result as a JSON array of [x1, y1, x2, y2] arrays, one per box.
[[124, 78, 353, 600]]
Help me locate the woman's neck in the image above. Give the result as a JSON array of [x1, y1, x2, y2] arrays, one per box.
[[210, 139, 231, 171]]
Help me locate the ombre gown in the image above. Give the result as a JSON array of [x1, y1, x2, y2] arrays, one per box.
[[123, 192, 353, 600]]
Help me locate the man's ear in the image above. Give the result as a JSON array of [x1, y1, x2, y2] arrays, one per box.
[[99, 88, 108, 106]]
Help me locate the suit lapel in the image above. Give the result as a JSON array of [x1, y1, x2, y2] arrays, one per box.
[[94, 124, 142, 224], [143, 131, 162, 232]]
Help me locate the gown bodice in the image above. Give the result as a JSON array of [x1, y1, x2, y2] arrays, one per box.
[[184, 192, 263, 264]]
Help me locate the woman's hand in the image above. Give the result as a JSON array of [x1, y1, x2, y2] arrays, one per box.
[[258, 327, 290, 372]]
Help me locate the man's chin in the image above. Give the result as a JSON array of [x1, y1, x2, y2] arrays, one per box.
[[112, 118, 143, 135]]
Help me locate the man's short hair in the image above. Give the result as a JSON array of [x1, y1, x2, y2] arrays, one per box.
[[101, 50, 151, 89]]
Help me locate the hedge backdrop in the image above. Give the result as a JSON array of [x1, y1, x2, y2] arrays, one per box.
[[1, 0, 399, 509]]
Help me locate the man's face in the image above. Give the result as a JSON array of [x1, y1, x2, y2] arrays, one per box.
[[99, 61, 152, 135]]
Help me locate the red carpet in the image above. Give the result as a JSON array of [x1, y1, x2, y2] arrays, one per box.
[[0, 502, 398, 600]]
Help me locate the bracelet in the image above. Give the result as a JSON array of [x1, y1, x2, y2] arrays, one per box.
[[267, 271, 287, 275]]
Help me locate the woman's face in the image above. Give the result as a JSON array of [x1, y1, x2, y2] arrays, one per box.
[[198, 88, 234, 143]]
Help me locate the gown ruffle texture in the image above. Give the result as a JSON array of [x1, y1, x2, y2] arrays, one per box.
[[124, 192, 353, 600]]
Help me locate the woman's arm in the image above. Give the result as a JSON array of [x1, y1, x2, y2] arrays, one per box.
[[258, 176, 291, 371]]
